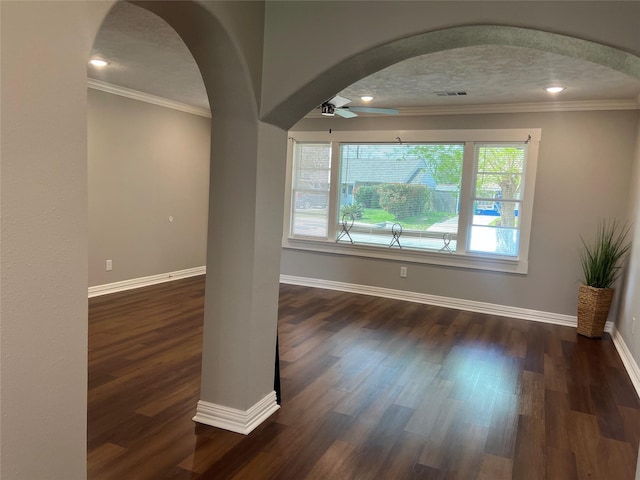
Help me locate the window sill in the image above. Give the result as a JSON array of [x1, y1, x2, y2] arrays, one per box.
[[282, 236, 528, 274]]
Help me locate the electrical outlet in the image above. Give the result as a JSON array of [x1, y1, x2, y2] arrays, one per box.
[[106, 259, 113, 271], [400, 266, 408, 278]]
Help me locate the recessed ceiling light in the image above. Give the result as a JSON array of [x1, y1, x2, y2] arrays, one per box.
[[545, 86, 565, 94], [89, 58, 108, 68], [361, 95, 374, 102]]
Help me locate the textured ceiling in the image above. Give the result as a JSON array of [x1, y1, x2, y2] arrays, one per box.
[[89, 2, 640, 115], [341, 44, 640, 108], [90, 2, 209, 110]]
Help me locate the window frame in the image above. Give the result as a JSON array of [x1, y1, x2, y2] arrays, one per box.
[[283, 129, 541, 274]]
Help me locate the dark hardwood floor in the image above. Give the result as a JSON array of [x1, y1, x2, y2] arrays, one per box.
[[88, 276, 640, 479]]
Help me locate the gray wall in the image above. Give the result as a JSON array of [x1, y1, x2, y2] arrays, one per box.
[[0, 2, 112, 478], [88, 89, 210, 287], [620, 120, 640, 360], [284, 110, 639, 316]]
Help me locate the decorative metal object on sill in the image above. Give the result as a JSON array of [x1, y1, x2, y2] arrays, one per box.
[[439, 232, 453, 253], [389, 223, 402, 248], [336, 213, 354, 244]]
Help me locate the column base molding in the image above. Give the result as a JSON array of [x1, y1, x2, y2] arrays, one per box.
[[192, 391, 280, 435]]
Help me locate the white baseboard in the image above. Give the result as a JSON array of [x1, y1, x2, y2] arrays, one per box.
[[280, 274, 582, 327], [610, 325, 640, 396], [193, 391, 280, 435], [88, 266, 206, 298]]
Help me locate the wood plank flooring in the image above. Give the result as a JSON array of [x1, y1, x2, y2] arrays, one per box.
[[88, 276, 640, 479]]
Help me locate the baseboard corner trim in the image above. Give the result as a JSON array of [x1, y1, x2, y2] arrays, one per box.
[[88, 266, 206, 298], [192, 391, 280, 435]]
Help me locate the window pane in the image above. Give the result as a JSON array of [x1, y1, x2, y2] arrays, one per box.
[[469, 144, 526, 257], [291, 143, 330, 238], [338, 143, 463, 250], [469, 225, 520, 256], [475, 145, 525, 201]]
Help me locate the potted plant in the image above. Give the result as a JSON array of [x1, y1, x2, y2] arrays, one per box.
[[577, 219, 631, 338]]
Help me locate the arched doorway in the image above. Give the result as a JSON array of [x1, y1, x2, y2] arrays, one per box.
[[264, 24, 640, 129], [88, 0, 285, 433]]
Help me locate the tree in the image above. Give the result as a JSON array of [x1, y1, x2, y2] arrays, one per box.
[[476, 146, 525, 255], [410, 144, 464, 186], [476, 146, 524, 229], [411, 143, 525, 254], [409, 144, 464, 212], [412, 143, 523, 227]]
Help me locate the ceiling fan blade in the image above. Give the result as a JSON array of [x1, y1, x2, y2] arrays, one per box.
[[348, 107, 399, 115], [329, 95, 352, 109], [335, 108, 358, 118]]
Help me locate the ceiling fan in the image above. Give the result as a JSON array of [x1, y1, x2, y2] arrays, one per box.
[[320, 95, 399, 118]]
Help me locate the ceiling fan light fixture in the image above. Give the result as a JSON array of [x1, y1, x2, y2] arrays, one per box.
[[545, 86, 565, 94], [321, 103, 335, 116], [89, 57, 109, 68], [360, 95, 373, 102]]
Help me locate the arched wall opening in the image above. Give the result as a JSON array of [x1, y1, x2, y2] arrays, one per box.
[[88, 1, 212, 290], [86, 5, 213, 466], [270, 17, 640, 425], [264, 25, 640, 129], [123, 0, 286, 423], [86, 0, 285, 435], [272, 23, 640, 323]]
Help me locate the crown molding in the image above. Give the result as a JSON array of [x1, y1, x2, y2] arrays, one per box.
[[88, 79, 211, 118], [87, 79, 637, 120], [304, 99, 640, 119]]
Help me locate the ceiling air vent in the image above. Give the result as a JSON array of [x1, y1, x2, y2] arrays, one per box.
[[434, 91, 468, 96]]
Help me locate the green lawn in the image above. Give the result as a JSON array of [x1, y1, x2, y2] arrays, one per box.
[[360, 208, 455, 230], [360, 208, 395, 224]]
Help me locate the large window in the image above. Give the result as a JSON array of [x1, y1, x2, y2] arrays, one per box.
[[284, 129, 540, 274], [338, 143, 464, 250]]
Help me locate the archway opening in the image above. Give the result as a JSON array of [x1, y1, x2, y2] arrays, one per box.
[[86, 2, 214, 475], [265, 25, 640, 129]]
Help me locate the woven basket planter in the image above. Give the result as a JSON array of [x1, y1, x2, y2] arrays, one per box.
[[577, 284, 614, 338]]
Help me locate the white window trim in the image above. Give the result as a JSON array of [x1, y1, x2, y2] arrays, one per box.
[[283, 129, 541, 274]]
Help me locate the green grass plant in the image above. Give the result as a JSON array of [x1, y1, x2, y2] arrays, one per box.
[[579, 219, 631, 289]]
